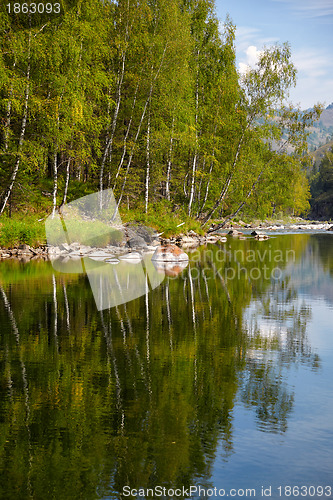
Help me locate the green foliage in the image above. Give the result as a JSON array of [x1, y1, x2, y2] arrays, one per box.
[[0, 0, 321, 228], [0, 216, 46, 247], [64, 219, 124, 247], [310, 150, 333, 218], [121, 201, 205, 237]]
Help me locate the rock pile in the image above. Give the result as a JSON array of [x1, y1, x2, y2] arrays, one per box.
[[1, 219, 332, 261]]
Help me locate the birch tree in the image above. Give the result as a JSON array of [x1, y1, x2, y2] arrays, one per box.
[[201, 43, 298, 225], [0, 24, 32, 216]]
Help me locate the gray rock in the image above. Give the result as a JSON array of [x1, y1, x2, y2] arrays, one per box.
[[251, 230, 265, 236], [17, 249, 32, 256], [127, 235, 148, 249], [48, 246, 61, 255], [78, 245, 92, 254], [228, 229, 243, 236], [69, 242, 81, 251], [59, 243, 70, 251], [125, 223, 157, 244], [135, 226, 155, 243], [18, 244, 31, 252]]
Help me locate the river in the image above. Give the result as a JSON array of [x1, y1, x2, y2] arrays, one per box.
[[0, 234, 332, 499]]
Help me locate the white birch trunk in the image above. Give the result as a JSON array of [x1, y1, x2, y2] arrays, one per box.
[[112, 80, 139, 191], [198, 122, 218, 217], [211, 167, 265, 231], [0, 37, 31, 216], [113, 45, 167, 217], [61, 156, 71, 207], [99, 50, 126, 205], [51, 150, 58, 219], [188, 154, 197, 216], [4, 98, 12, 152], [188, 58, 199, 217], [99, 0, 132, 204], [145, 110, 151, 214], [202, 127, 247, 224], [3, 61, 16, 151], [196, 157, 205, 213], [165, 113, 175, 201], [113, 94, 150, 216]]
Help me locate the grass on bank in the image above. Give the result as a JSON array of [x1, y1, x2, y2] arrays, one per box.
[[0, 201, 324, 249], [0, 202, 205, 248], [0, 215, 47, 248]]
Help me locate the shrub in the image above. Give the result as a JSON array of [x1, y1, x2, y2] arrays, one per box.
[[0, 217, 46, 247]]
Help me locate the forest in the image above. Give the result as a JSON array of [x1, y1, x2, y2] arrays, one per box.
[[310, 149, 333, 219], [0, 0, 324, 237]]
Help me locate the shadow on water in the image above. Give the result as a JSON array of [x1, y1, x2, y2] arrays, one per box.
[[0, 234, 331, 498]]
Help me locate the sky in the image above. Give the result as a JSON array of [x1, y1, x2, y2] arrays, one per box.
[[214, 0, 333, 109]]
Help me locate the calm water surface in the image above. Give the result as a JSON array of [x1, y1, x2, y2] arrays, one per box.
[[0, 234, 332, 499]]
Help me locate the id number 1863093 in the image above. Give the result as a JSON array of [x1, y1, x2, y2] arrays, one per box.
[[277, 485, 332, 497], [6, 3, 61, 14]]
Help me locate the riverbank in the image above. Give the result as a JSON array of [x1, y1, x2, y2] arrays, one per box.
[[1, 218, 332, 261], [1, 211, 331, 250]]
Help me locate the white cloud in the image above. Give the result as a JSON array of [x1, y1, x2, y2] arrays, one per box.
[[246, 45, 261, 66], [235, 25, 280, 76], [237, 45, 333, 108], [220, 12, 333, 109], [235, 25, 274, 75], [238, 45, 263, 74]]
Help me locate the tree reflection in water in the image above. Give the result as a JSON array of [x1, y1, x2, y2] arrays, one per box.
[[0, 234, 328, 499]]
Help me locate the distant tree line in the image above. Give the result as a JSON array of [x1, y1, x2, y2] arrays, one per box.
[[310, 146, 333, 219], [0, 0, 322, 223]]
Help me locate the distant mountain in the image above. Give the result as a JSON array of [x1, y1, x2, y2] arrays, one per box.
[[266, 103, 333, 154], [309, 139, 333, 168], [307, 103, 333, 150]]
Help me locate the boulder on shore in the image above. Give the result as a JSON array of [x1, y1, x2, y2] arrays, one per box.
[[151, 244, 189, 262], [126, 235, 147, 249]]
